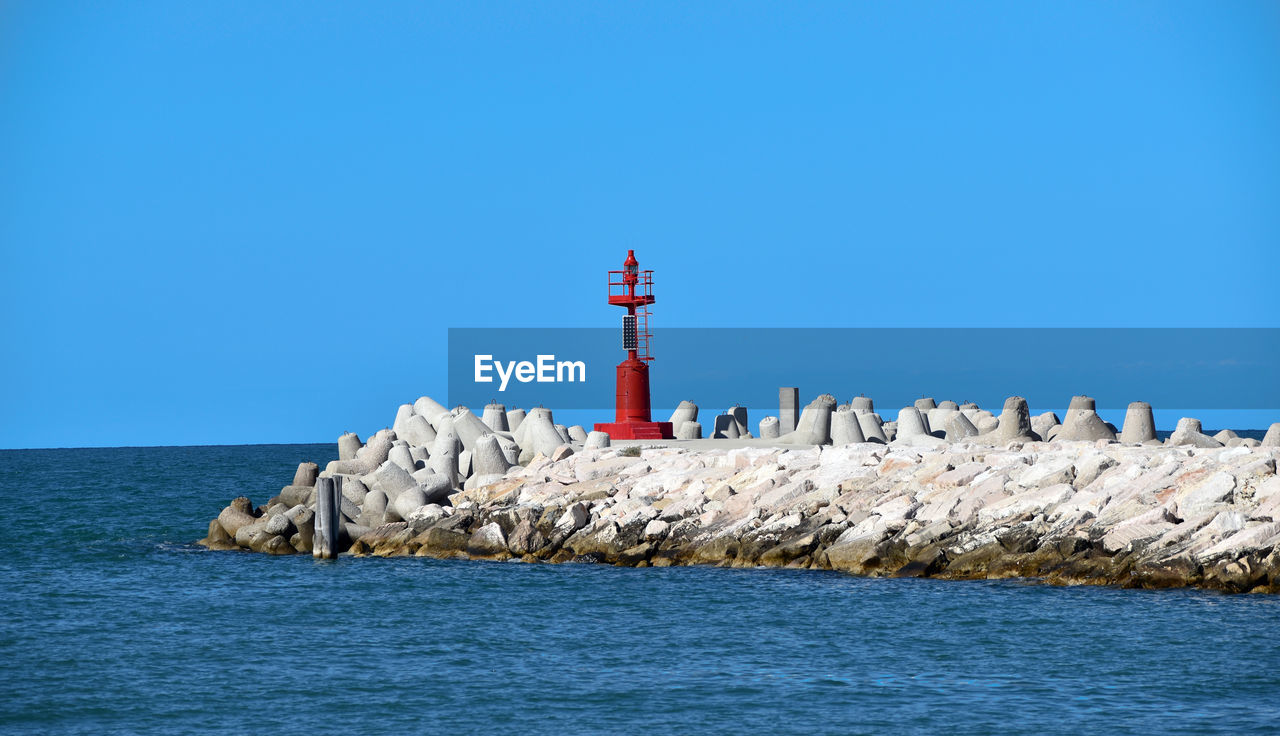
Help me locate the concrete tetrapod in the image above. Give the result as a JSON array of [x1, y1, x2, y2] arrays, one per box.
[[677, 421, 703, 440], [850, 396, 874, 415], [927, 408, 957, 438], [513, 408, 552, 450], [357, 431, 395, 474], [429, 428, 461, 484], [1031, 412, 1060, 442], [585, 431, 611, 449], [783, 394, 836, 445], [914, 398, 937, 412], [895, 407, 929, 438], [417, 473, 454, 505], [758, 416, 780, 439], [856, 411, 888, 444], [507, 408, 526, 433], [375, 460, 418, 497], [451, 407, 495, 452], [757, 414, 778, 437], [1119, 402, 1157, 444], [712, 414, 740, 440], [893, 407, 946, 447], [729, 406, 749, 437], [388, 442, 417, 473], [292, 462, 319, 488], [668, 401, 699, 428], [1263, 423, 1280, 448], [393, 404, 415, 437], [481, 403, 509, 432], [830, 406, 866, 445], [1167, 418, 1223, 448], [518, 409, 569, 464], [944, 412, 979, 441], [472, 434, 512, 476], [400, 415, 437, 447], [414, 396, 451, 428], [1057, 396, 1116, 442], [338, 432, 363, 462], [986, 396, 1037, 444]]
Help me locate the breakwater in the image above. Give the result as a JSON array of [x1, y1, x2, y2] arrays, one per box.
[[201, 394, 1280, 592]]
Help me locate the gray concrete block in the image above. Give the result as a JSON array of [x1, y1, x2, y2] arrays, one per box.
[[791, 394, 837, 445], [473, 434, 512, 476], [414, 395, 451, 427], [831, 406, 866, 445], [677, 421, 703, 440], [482, 402, 510, 432], [780, 387, 799, 435], [712, 414, 740, 439], [292, 462, 319, 488], [759, 416, 780, 439], [1263, 423, 1280, 448], [668, 400, 698, 428], [338, 432, 362, 462], [1119, 401, 1157, 444], [1057, 395, 1116, 442], [507, 408, 526, 433], [856, 411, 887, 444]]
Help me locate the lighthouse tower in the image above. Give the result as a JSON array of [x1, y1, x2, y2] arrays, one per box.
[[593, 250, 675, 440]]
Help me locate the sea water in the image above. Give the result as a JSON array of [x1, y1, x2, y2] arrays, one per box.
[[2, 444, 1278, 735]]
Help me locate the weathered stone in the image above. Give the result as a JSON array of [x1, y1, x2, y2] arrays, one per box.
[[555, 503, 590, 534], [507, 520, 547, 555], [468, 522, 510, 560]]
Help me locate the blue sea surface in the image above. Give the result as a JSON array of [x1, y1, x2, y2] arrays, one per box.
[[2, 444, 1279, 735]]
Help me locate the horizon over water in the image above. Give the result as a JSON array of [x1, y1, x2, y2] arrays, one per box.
[[3, 427, 1269, 452], [2, 443, 1279, 734]]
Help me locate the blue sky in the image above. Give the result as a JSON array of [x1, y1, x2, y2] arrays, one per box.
[[2, 1, 1278, 448]]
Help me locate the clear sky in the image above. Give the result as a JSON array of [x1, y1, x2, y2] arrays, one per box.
[[2, 1, 1278, 449]]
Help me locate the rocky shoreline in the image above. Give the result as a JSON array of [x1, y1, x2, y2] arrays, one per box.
[[200, 394, 1280, 593]]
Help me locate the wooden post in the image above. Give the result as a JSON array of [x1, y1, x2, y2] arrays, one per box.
[[314, 476, 340, 559]]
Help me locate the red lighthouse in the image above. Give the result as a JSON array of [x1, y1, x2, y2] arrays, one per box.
[[593, 250, 675, 440]]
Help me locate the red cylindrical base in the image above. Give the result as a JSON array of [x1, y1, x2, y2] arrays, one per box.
[[594, 356, 674, 440], [615, 356, 652, 423]]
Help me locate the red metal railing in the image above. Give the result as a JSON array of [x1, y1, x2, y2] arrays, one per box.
[[607, 269, 654, 361]]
